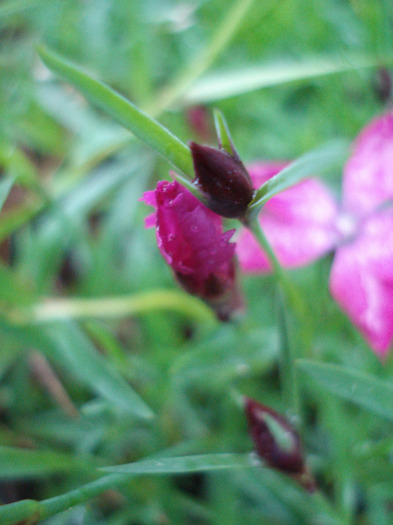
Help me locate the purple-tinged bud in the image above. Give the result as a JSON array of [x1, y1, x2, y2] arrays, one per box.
[[190, 142, 254, 219], [244, 397, 316, 492]]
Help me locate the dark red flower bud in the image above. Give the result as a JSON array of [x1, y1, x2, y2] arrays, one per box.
[[244, 397, 316, 492], [141, 180, 244, 321], [190, 142, 254, 219]]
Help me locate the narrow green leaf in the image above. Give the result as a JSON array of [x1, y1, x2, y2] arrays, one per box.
[[248, 140, 348, 216], [0, 446, 95, 479], [213, 109, 236, 156], [0, 455, 251, 524], [102, 453, 252, 475], [298, 360, 393, 421], [37, 46, 194, 178], [43, 321, 154, 419], [184, 55, 393, 103], [0, 176, 14, 213]]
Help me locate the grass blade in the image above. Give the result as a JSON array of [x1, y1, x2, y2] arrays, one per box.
[[0, 454, 252, 524], [297, 360, 393, 421], [37, 46, 194, 178], [184, 55, 393, 103], [0, 446, 95, 479], [102, 453, 252, 474]]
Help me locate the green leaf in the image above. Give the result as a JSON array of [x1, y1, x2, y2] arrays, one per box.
[[297, 360, 393, 421], [248, 140, 348, 217], [213, 109, 236, 156], [0, 176, 14, 213], [184, 54, 393, 103], [37, 46, 194, 178], [43, 321, 154, 420], [0, 445, 95, 479], [0, 455, 251, 524], [102, 453, 252, 475]]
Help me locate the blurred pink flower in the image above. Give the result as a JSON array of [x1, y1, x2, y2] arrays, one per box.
[[236, 162, 339, 272], [330, 112, 393, 358], [237, 111, 393, 357], [142, 180, 242, 320]]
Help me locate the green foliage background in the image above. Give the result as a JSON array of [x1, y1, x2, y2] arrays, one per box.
[[0, 0, 393, 523]]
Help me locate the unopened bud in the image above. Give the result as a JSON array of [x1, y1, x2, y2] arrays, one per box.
[[244, 397, 316, 492], [190, 142, 254, 219]]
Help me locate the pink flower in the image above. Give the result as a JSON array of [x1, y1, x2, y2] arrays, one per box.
[[142, 180, 243, 320], [330, 112, 393, 358], [236, 162, 339, 272], [237, 111, 393, 357]]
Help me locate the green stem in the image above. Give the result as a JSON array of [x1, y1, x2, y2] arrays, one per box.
[[246, 216, 310, 322], [247, 217, 304, 425], [246, 217, 299, 306]]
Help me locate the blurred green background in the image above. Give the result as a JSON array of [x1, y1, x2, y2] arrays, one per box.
[[0, 0, 393, 523]]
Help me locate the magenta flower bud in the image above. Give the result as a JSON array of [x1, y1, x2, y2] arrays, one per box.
[[141, 180, 244, 320], [190, 142, 254, 219], [244, 397, 315, 492]]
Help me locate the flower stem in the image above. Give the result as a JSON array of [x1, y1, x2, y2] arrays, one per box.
[[246, 217, 304, 314], [247, 217, 302, 422]]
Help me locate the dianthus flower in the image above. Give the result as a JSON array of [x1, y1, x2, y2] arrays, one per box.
[[237, 112, 393, 357], [142, 180, 243, 320], [329, 112, 393, 357]]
